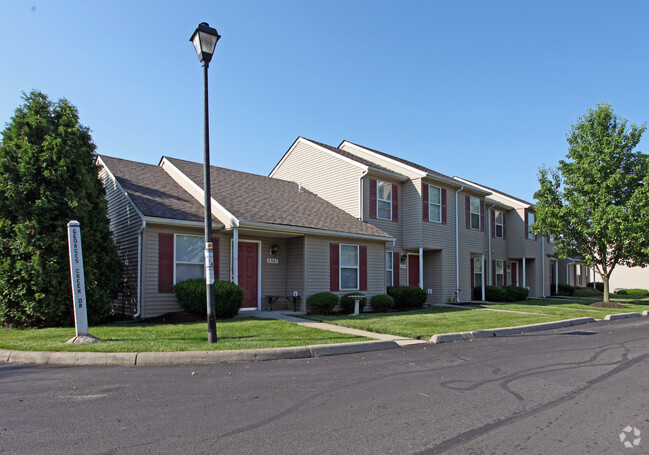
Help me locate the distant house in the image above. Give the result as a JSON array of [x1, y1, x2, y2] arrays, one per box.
[[98, 155, 393, 318]]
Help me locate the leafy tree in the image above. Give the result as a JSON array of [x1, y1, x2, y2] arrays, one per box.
[[0, 91, 122, 327], [533, 103, 649, 302]]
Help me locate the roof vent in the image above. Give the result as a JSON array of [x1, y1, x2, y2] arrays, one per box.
[[298, 181, 302, 192]]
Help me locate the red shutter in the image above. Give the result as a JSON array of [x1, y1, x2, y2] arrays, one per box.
[[441, 188, 447, 224], [330, 243, 339, 291], [470, 258, 475, 289], [465, 195, 471, 229], [546, 235, 550, 243], [422, 183, 429, 222], [369, 179, 377, 219], [359, 245, 368, 291], [158, 233, 174, 293], [490, 209, 495, 238], [393, 252, 400, 286], [504, 261, 507, 286], [392, 184, 398, 222], [492, 260, 496, 286], [480, 199, 485, 231], [503, 212, 507, 239]]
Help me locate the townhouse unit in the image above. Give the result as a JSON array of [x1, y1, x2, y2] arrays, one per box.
[[98, 155, 393, 318], [271, 137, 556, 303]]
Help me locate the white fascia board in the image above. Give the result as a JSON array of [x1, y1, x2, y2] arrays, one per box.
[[339, 141, 427, 177], [454, 177, 530, 208], [96, 156, 146, 221], [160, 157, 240, 228], [237, 220, 394, 243], [270, 137, 368, 178]]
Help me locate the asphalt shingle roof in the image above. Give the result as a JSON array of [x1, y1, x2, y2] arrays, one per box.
[[162, 157, 393, 239], [306, 139, 402, 176], [99, 155, 218, 224]]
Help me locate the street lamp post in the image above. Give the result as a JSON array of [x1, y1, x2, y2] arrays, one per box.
[[190, 22, 221, 343]]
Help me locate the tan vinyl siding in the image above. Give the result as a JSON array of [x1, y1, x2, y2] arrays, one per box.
[[99, 165, 143, 315], [608, 265, 649, 291], [401, 178, 422, 249], [287, 237, 306, 311], [458, 191, 488, 302], [422, 250, 443, 303], [363, 176, 402, 248], [272, 140, 366, 217], [339, 143, 424, 180]]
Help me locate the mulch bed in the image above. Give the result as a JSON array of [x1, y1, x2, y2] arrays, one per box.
[[589, 301, 628, 309]]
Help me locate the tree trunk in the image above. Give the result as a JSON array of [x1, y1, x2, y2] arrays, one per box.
[[603, 275, 610, 303]]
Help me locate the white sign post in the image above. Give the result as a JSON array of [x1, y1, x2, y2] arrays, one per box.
[[66, 221, 99, 343]]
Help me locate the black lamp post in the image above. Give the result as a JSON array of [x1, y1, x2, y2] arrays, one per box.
[[190, 22, 221, 343]]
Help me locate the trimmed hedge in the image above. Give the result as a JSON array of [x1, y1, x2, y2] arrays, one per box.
[[616, 288, 649, 296], [387, 286, 427, 310], [174, 278, 243, 319], [340, 293, 367, 314], [573, 287, 602, 297], [370, 294, 395, 313], [307, 292, 339, 315], [586, 282, 605, 292], [554, 283, 576, 296], [474, 285, 529, 302]]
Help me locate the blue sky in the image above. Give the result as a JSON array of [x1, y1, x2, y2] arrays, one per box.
[[1, 1, 647, 202]]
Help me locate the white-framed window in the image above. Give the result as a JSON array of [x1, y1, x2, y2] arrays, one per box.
[[175, 234, 204, 283], [340, 244, 359, 290], [495, 210, 503, 238], [429, 185, 442, 222], [473, 257, 483, 288], [527, 211, 536, 239], [495, 260, 504, 286], [549, 234, 555, 243], [470, 197, 481, 229], [377, 181, 392, 220], [386, 252, 393, 287]]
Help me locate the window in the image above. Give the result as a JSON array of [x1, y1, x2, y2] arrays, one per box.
[[527, 211, 536, 239], [377, 181, 392, 220], [386, 252, 393, 287], [429, 185, 442, 222], [495, 210, 503, 238], [473, 257, 483, 288], [175, 234, 204, 282], [549, 234, 555, 243], [495, 260, 504, 286], [340, 245, 359, 290], [470, 197, 481, 229]]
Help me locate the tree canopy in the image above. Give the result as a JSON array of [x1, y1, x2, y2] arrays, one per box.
[[533, 103, 649, 301], [0, 91, 122, 327]]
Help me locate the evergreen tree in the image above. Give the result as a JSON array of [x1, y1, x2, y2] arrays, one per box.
[[533, 103, 649, 302], [0, 91, 121, 327]]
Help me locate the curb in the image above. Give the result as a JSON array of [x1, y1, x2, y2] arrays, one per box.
[[604, 312, 642, 321], [0, 340, 399, 367], [431, 317, 596, 344]]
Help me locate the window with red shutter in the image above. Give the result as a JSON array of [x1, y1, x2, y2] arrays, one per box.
[[158, 233, 174, 293]]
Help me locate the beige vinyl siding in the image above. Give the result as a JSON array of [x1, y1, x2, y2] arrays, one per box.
[[608, 265, 649, 292], [339, 143, 424, 180], [99, 165, 143, 315], [401, 179, 422, 249], [272, 140, 366, 217], [422, 250, 443, 303], [363, 177, 402, 248], [304, 236, 387, 308], [458, 191, 489, 302], [287, 237, 306, 311]]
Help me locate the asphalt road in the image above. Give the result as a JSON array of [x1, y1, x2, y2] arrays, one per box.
[[2, 317, 649, 454]]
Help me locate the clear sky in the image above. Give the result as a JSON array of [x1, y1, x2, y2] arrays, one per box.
[[1, 0, 647, 202]]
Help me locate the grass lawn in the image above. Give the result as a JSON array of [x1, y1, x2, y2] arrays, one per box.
[[0, 317, 369, 352], [300, 306, 566, 339]]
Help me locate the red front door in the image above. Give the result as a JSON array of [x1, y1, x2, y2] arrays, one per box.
[[408, 255, 419, 287], [511, 261, 518, 287], [238, 242, 258, 308]]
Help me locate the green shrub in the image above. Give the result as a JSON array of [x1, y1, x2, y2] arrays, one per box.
[[340, 293, 367, 314], [573, 286, 602, 297], [307, 292, 339, 315], [557, 284, 576, 296], [505, 286, 529, 301], [474, 286, 507, 302], [370, 294, 394, 313], [174, 278, 243, 319], [587, 282, 605, 292], [387, 286, 427, 310], [617, 288, 649, 296]]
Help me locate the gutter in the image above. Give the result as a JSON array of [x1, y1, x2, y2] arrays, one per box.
[[455, 185, 464, 302]]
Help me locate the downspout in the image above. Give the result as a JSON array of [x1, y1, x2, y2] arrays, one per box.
[[487, 203, 495, 286], [541, 236, 546, 297], [566, 257, 576, 285], [481, 254, 486, 301], [419, 247, 424, 289], [555, 263, 559, 294], [359, 168, 369, 220], [455, 185, 464, 302], [134, 219, 146, 318], [522, 257, 526, 289], [232, 228, 239, 284]]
